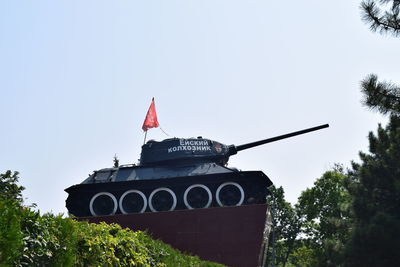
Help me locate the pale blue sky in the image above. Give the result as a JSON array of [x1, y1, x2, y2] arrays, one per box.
[[0, 1, 396, 214]]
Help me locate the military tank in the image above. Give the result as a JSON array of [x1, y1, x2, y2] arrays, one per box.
[[65, 124, 328, 217]]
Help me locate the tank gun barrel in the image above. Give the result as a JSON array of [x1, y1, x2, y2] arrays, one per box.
[[231, 124, 329, 154]]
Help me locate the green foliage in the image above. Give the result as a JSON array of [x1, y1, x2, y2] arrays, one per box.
[[296, 166, 352, 267], [361, 74, 400, 115], [0, 171, 25, 266], [16, 210, 76, 267], [266, 168, 352, 267], [353, 2, 400, 265], [71, 221, 223, 267], [289, 243, 318, 267], [345, 115, 400, 266], [0, 205, 224, 267], [0, 170, 224, 267], [360, 1, 400, 117], [266, 186, 301, 267], [0, 170, 24, 203], [298, 166, 351, 241], [361, 0, 400, 36], [0, 198, 23, 266], [73, 222, 155, 266]]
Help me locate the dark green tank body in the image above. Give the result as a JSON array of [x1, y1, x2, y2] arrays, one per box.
[[66, 168, 271, 217], [65, 124, 328, 217]]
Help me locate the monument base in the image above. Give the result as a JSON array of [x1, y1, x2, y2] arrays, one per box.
[[79, 204, 270, 267]]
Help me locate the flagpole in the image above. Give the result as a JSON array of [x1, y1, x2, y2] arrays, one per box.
[[143, 130, 148, 145]]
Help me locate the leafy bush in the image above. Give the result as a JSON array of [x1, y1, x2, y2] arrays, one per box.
[[73, 221, 221, 267], [16, 210, 76, 267], [0, 202, 224, 267], [0, 170, 24, 204], [0, 198, 23, 266], [0, 171, 224, 266]]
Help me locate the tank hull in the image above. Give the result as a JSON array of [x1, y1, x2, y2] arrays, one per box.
[[78, 204, 271, 267], [66, 171, 272, 217]]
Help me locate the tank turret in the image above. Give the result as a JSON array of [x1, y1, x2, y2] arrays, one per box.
[[140, 124, 329, 166], [65, 124, 328, 217]]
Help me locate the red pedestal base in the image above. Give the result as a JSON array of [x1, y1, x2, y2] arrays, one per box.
[[79, 204, 270, 267]]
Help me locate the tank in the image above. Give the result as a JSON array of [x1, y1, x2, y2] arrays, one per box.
[[65, 124, 328, 217]]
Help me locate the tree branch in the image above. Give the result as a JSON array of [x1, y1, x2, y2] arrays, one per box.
[[361, 0, 400, 35], [361, 74, 400, 115]]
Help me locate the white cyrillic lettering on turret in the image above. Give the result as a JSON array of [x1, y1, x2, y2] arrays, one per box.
[[166, 140, 214, 154]]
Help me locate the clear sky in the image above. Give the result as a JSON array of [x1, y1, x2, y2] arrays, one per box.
[[0, 1, 397, 214]]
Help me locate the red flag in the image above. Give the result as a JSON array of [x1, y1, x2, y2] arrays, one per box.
[[142, 98, 159, 131]]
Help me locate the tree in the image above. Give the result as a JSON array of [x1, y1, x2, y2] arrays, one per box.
[[0, 171, 24, 265], [296, 166, 352, 267], [266, 186, 301, 267], [265, 168, 352, 267], [344, 3, 400, 265], [0, 170, 24, 203], [345, 115, 400, 266], [360, 0, 400, 116]]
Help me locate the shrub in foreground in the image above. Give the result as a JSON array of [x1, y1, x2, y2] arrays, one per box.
[[0, 198, 224, 267]]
